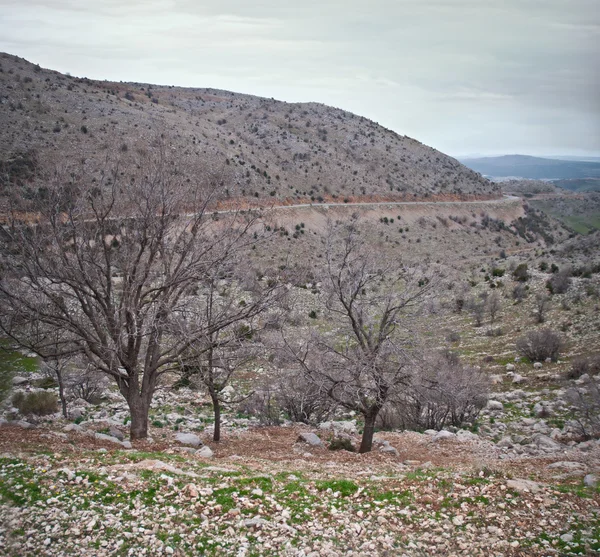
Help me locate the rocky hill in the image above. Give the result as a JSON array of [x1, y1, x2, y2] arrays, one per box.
[[0, 53, 497, 203]]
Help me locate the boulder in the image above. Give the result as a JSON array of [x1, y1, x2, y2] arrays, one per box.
[[318, 420, 357, 435], [506, 479, 543, 493], [506, 364, 515, 372], [196, 446, 214, 458], [433, 430, 455, 441], [379, 440, 399, 455], [584, 474, 597, 488], [69, 408, 85, 420], [16, 420, 34, 429], [487, 400, 504, 411], [297, 432, 323, 447], [497, 436, 513, 448], [547, 461, 586, 473], [512, 374, 526, 384], [532, 433, 562, 451], [456, 430, 478, 442], [175, 432, 202, 447], [533, 362, 543, 369], [12, 376, 29, 386], [109, 427, 125, 441], [64, 423, 84, 433], [95, 432, 123, 445]]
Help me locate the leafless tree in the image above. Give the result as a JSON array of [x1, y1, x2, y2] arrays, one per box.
[[0, 143, 263, 439], [286, 217, 433, 453], [534, 292, 550, 323], [176, 261, 282, 442], [487, 291, 501, 324]]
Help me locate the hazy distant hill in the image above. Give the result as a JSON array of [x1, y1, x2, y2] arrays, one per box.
[[460, 155, 600, 180], [0, 53, 497, 203]]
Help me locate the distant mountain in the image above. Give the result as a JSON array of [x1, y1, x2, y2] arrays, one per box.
[[0, 52, 497, 205], [459, 155, 600, 180]]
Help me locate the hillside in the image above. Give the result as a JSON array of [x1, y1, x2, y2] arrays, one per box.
[[0, 53, 497, 203], [460, 155, 600, 180]]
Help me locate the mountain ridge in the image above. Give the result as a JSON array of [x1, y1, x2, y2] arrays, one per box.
[[0, 52, 498, 203]]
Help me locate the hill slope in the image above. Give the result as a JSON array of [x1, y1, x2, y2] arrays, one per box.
[[0, 53, 497, 202]]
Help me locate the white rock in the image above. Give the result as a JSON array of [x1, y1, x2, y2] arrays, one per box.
[[506, 479, 542, 493], [584, 474, 597, 488], [433, 430, 455, 441], [95, 432, 123, 444], [505, 364, 515, 372], [196, 446, 214, 458], [297, 432, 323, 447], [533, 362, 543, 369], [175, 432, 202, 447], [487, 400, 504, 411]]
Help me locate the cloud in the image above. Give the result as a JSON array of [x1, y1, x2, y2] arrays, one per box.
[[0, 0, 597, 155]]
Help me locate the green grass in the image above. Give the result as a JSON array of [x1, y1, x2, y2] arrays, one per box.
[[315, 479, 358, 496], [0, 339, 39, 374]]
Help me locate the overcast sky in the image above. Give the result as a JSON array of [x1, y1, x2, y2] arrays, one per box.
[[1, 0, 598, 157]]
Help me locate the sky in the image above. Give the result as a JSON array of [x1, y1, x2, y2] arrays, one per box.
[[1, 0, 598, 157]]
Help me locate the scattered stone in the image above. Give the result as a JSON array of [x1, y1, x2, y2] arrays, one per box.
[[560, 533, 574, 543], [512, 374, 526, 384], [174, 432, 202, 447], [63, 423, 83, 433], [505, 364, 515, 372], [584, 474, 597, 488], [16, 420, 34, 429], [533, 362, 543, 369], [297, 432, 323, 447]]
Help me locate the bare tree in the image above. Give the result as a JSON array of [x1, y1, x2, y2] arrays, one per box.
[[534, 293, 550, 324], [286, 218, 433, 453], [487, 291, 501, 324], [177, 262, 281, 442], [0, 143, 261, 439]]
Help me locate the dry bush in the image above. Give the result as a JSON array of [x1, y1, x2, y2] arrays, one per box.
[[377, 352, 489, 431], [567, 355, 600, 380], [12, 391, 58, 415], [516, 329, 563, 362], [275, 371, 335, 425], [565, 378, 600, 439]]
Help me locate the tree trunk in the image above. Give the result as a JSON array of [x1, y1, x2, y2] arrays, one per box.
[[56, 368, 68, 419], [211, 393, 221, 442], [128, 393, 150, 440], [359, 410, 379, 453]]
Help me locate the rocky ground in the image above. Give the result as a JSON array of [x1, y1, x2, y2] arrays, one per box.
[[1, 381, 599, 557]]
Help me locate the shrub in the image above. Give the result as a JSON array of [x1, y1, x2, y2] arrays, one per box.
[[491, 268, 505, 277], [513, 263, 529, 282], [547, 270, 571, 295], [566, 355, 600, 380], [446, 331, 460, 343], [12, 391, 58, 415], [382, 352, 489, 431], [0, 367, 12, 404], [516, 329, 563, 362], [328, 437, 355, 452], [565, 378, 600, 439], [308, 310, 317, 319], [512, 283, 527, 301]]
